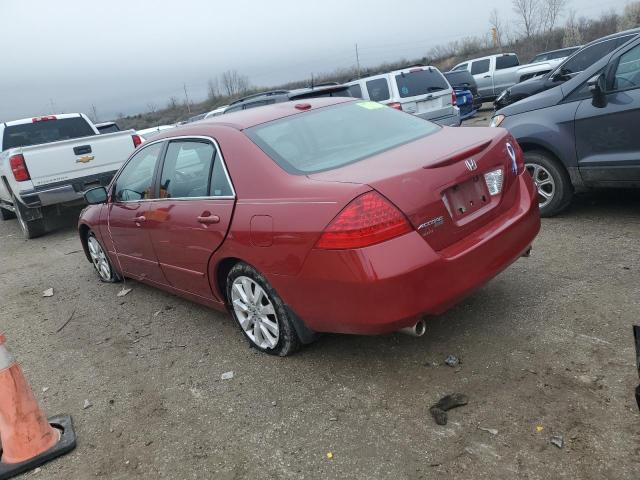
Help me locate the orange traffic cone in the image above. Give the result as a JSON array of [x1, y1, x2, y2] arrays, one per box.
[[0, 333, 76, 479]]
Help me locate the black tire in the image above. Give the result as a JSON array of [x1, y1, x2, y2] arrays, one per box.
[[524, 150, 573, 217], [0, 206, 15, 220], [86, 231, 122, 283], [226, 262, 300, 356], [12, 195, 46, 239]]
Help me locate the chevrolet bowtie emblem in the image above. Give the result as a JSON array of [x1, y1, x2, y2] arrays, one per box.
[[76, 155, 95, 164]]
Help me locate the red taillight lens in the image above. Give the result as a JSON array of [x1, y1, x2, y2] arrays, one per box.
[[388, 102, 403, 111], [451, 90, 457, 106], [316, 191, 412, 249], [132, 134, 142, 148], [9, 154, 30, 181]]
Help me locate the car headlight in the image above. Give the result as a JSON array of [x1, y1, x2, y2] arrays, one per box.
[[490, 114, 505, 128]]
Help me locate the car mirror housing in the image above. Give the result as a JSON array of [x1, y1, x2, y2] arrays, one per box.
[[84, 186, 108, 205], [588, 73, 608, 108]]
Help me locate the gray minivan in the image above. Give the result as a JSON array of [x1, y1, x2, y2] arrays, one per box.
[[345, 66, 460, 126], [492, 35, 640, 216]]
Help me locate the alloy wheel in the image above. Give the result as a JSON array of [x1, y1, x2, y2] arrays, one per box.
[[526, 162, 556, 209], [87, 236, 112, 281], [230, 276, 280, 349]]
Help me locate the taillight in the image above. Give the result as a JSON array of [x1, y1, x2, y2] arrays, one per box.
[[316, 191, 412, 249], [388, 102, 403, 111], [132, 134, 142, 148], [32, 116, 56, 122], [9, 154, 30, 182], [451, 90, 457, 106]]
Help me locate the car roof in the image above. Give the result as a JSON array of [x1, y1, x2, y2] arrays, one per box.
[[152, 97, 356, 134], [535, 46, 581, 55], [585, 27, 640, 45]]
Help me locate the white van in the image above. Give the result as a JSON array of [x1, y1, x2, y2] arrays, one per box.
[[345, 66, 460, 126]]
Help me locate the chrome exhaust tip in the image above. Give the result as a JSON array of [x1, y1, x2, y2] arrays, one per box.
[[399, 319, 426, 337]]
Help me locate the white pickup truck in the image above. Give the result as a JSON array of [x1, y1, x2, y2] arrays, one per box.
[[0, 113, 140, 238], [450, 53, 561, 102]]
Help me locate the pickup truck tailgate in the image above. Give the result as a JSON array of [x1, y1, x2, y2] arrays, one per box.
[[22, 132, 136, 187]]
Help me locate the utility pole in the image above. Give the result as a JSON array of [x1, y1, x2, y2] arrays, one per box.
[[183, 83, 192, 114], [355, 43, 361, 79], [91, 104, 98, 123], [49, 98, 56, 114]]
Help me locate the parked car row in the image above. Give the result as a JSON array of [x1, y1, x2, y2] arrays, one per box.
[[492, 31, 640, 216]]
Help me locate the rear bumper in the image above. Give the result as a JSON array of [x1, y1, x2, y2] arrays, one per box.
[[19, 171, 116, 208], [271, 173, 540, 335], [421, 108, 461, 127]]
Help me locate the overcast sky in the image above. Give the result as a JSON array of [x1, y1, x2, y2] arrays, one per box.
[[0, 0, 632, 122]]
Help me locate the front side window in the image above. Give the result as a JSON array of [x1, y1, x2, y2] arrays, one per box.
[[613, 44, 640, 90], [114, 143, 163, 202], [471, 59, 490, 75], [246, 101, 440, 174], [560, 36, 634, 75], [365, 78, 390, 101], [160, 141, 216, 198], [453, 63, 468, 72]]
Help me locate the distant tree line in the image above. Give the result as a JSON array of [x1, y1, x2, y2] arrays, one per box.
[[116, 1, 640, 130]]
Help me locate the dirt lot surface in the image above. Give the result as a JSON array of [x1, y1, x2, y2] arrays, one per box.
[[1, 113, 639, 479]]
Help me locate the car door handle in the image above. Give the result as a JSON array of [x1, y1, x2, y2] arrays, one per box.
[[133, 215, 146, 223], [483, 75, 491, 78], [197, 214, 220, 224]]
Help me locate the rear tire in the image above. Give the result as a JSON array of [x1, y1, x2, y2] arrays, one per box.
[[524, 150, 573, 217], [226, 262, 301, 356], [12, 195, 46, 239], [0, 206, 15, 220]]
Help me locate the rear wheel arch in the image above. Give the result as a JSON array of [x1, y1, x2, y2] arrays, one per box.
[[215, 257, 243, 303]]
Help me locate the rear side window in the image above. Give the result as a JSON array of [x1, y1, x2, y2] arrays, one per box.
[[561, 36, 635, 74], [471, 59, 490, 75], [246, 101, 440, 174], [395, 69, 449, 98], [347, 84, 363, 98], [496, 55, 519, 70], [365, 78, 391, 101], [160, 141, 216, 198], [2, 117, 95, 150]]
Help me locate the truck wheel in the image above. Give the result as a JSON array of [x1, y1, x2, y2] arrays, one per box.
[[524, 150, 573, 217], [12, 195, 46, 239], [0, 206, 16, 220]]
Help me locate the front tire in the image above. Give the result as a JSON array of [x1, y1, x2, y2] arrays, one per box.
[[87, 231, 121, 283], [524, 150, 573, 217], [227, 263, 300, 356]]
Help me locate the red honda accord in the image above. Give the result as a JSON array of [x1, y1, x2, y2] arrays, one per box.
[[78, 98, 540, 355]]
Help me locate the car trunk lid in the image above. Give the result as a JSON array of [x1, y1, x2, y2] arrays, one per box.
[[308, 127, 519, 251]]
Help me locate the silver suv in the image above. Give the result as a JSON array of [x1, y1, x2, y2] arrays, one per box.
[[345, 66, 460, 126]]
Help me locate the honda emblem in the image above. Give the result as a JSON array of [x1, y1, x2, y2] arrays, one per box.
[[465, 158, 477, 171]]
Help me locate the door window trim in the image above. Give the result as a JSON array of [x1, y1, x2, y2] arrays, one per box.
[[111, 135, 236, 204]]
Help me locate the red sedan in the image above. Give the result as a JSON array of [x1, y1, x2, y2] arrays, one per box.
[[78, 98, 540, 355]]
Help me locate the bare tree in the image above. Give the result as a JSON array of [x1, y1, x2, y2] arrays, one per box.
[[619, 1, 640, 30], [146, 102, 157, 114], [562, 8, 582, 47], [542, 0, 569, 32], [220, 70, 250, 97], [513, 0, 541, 37], [489, 9, 504, 49], [207, 78, 220, 100], [167, 96, 179, 109]]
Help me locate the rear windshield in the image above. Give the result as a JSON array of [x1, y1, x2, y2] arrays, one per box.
[[395, 69, 449, 98], [246, 101, 440, 174], [3, 117, 95, 150]]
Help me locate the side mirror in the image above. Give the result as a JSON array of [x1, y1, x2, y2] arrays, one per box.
[[588, 73, 608, 108], [84, 186, 108, 205]]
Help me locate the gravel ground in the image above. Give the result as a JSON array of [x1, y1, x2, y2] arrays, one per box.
[[0, 114, 639, 479]]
